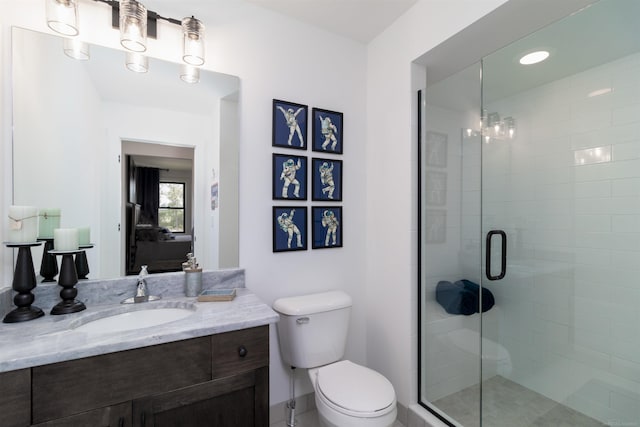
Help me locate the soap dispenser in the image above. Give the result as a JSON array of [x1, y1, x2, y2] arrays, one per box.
[[184, 254, 203, 297]]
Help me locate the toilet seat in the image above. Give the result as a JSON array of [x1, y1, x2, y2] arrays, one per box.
[[314, 360, 396, 418]]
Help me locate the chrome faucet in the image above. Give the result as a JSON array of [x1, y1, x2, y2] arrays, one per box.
[[121, 265, 161, 304], [136, 276, 148, 297]]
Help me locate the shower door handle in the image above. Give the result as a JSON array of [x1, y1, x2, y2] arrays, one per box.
[[486, 230, 507, 281]]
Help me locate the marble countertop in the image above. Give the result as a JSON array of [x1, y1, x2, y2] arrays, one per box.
[[0, 275, 279, 373]]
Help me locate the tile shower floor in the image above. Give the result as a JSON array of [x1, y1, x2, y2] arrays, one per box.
[[433, 376, 605, 427]]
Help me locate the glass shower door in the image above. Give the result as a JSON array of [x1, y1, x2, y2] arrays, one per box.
[[480, 0, 640, 425], [419, 62, 483, 427]]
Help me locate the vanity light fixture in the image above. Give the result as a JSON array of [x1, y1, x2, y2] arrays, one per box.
[[480, 110, 516, 142], [119, 0, 148, 52], [125, 51, 149, 73], [180, 64, 200, 84], [182, 16, 205, 66], [519, 50, 550, 65], [63, 37, 90, 60], [46, 0, 206, 82], [46, 0, 79, 36]]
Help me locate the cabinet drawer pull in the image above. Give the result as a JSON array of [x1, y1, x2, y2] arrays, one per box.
[[118, 417, 125, 427], [141, 412, 146, 427], [238, 345, 248, 358]]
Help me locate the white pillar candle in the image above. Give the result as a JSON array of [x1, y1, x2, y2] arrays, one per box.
[[54, 228, 78, 251], [38, 208, 61, 239], [77, 226, 91, 246], [7, 205, 38, 243]]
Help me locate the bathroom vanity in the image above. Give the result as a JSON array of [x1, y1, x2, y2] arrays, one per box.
[[0, 270, 278, 427]]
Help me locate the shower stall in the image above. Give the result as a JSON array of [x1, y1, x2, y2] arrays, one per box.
[[418, 1, 640, 426]]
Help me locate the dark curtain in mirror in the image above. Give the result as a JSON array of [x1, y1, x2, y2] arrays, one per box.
[[136, 167, 160, 225]]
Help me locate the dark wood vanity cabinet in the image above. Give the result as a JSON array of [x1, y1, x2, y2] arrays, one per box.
[[1, 326, 269, 427]]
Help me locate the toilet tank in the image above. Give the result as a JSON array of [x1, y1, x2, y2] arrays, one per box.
[[273, 290, 352, 368]]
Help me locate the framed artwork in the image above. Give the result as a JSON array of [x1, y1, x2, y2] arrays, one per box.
[[273, 153, 307, 200], [312, 108, 343, 154], [425, 131, 448, 167], [425, 171, 446, 206], [273, 206, 307, 252], [425, 209, 446, 243], [312, 157, 342, 201], [273, 99, 308, 150], [312, 206, 342, 249]]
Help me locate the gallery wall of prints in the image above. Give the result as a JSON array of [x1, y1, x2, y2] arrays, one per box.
[[271, 99, 343, 252]]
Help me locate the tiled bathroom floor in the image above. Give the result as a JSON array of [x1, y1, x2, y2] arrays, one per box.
[[269, 409, 405, 427], [432, 376, 606, 427]]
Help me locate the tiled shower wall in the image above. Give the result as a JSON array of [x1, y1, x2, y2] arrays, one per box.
[[481, 51, 640, 424]]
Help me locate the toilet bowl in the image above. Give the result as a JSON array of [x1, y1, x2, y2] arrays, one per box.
[[447, 328, 512, 374], [309, 360, 397, 427]]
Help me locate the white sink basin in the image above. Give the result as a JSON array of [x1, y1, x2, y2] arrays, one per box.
[[74, 308, 195, 333]]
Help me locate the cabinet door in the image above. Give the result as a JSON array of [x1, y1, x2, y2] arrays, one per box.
[[32, 337, 210, 423], [32, 402, 132, 427], [133, 370, 262, 427], [0, 369, 30, 427]]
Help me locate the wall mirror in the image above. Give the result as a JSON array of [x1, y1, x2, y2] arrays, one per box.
[[11, 27, 240, 280]]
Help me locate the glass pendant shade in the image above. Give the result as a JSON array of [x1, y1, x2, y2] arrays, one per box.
[[120, 0, 147, 52], [46, 0, 79, 36], [125, 52, 148, 73], [181, 17, 205, 66], [180, 64, 200, 84], [63, 38, 89, 60]]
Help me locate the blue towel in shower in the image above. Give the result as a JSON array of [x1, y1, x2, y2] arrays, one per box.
[[458, 279, 495, 313], [435, 280, 494, 315]]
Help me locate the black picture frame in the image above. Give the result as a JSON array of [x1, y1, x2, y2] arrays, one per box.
[[311, 158, 342, 201], [273, 153, 307, 200], [273, 99, 308, 150], [312, 206, 342, 249], [273, 206, 307, 252], [312, 107, 343, 154]]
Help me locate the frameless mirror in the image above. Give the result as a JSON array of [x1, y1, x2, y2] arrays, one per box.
[[11, 27, 240, 280]]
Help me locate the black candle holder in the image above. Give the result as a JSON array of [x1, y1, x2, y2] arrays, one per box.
[[3, 242, 45, 323], [38, 238, 58, 282], [48, 250, 86, 315], [75, 244, 94, 280]]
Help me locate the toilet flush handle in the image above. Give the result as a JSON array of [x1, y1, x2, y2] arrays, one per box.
[[296, 317, 310, 325]]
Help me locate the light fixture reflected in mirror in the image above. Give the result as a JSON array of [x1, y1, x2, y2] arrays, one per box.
[[182, 16, 205, 66], [119, 0, 148, 52], [46, 0, 79, 36], [125, 52, 149, 73], [480, 110, 516, 143], [180, 64, 200, 84], [63, 37, 89, 60]]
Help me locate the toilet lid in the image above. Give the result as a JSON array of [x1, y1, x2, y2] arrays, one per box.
[[316, 360, 395, 414]]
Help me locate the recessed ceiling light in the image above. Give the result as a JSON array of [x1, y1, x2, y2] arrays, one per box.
[[519, 50, 550, 65]]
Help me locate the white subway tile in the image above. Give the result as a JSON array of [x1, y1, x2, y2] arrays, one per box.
[[612, 140, 640, 161], [575, 215, 611, 232], [575, 180, 612, 198], [612, 177, 640, 196], [613, 104, 640, 126]]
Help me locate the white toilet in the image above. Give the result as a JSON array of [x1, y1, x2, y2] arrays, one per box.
[[273, 290, 397, 427]]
